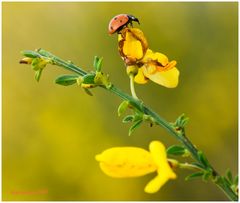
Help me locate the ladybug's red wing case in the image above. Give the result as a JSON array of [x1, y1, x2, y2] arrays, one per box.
[[108, 14, 129, 34]]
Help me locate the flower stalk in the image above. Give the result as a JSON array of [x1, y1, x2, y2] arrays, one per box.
[[20, 49, 238, 201], [129, 74, 138, 99]]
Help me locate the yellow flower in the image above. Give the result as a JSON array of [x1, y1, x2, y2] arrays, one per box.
[[95, 141, 176, 193], [135, 49, 180, 88], [118, 27, 180, 88]]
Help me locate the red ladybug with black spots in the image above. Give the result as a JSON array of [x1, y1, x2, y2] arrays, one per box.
[[108, 14, 140, 34]]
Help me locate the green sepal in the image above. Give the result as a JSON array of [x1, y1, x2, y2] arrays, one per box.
[[167, 145, 186, 156], [185, 171, 204, 181], [122, 115, 134, 123], [118, 100, 129, 116], [34, 69, 43, 82], [55, 75, 79, 86], [128, 119, 143, 136], [21, 50, 41, 58], [198, 151, 210, 168]]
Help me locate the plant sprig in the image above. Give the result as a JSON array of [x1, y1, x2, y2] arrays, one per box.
[[20, 49, 238, 201]]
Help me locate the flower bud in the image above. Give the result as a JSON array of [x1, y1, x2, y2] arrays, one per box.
[[19, 57, 33, 64], [126, 65, 138, 76]]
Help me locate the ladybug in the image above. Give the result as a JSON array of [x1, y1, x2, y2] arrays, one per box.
[[108, 14, 140, 34]]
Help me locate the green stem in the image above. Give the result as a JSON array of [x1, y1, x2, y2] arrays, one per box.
[[35, 49, 238, 201], [178, 162, 204, 171], [129, 74, 138, 100], [167, 159, 203, 171]]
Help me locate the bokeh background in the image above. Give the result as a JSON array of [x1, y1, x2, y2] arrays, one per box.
[[2, 2, 238, 201]]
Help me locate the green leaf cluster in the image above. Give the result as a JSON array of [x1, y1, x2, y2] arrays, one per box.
[[117, 100, 145, 136], [197, 151, 210, 168], [55, 56, 111, 96], [185, 169, 213, 182], [222, 169, 238, 194], [20, 50, 51, 81], [173, 114, 189, 131]]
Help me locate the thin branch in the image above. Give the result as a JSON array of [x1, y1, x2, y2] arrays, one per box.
[[22, 49, 238, 201]]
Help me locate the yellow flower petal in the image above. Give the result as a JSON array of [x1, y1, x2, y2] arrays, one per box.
[[144, 174, 168, 194], [134, 67, 149, 84], [142, 49, 169, 66], [149, 141, 176, 179], [118, 33, 123, 41], [118, 28, 148, 65], [142, 65, 180, 88], [123, 31, 143, 59], [139, 49, 180, 88], [144, 141, 176, 193], [164, 60, 177, 71], [129, 28, 148, 52], [95, 147, 157, 178]]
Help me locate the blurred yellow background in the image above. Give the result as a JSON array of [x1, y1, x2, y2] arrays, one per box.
[[2, 2, 238, 201]]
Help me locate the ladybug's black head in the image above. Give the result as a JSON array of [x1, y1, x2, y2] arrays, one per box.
[[127, 14, 140, 25]]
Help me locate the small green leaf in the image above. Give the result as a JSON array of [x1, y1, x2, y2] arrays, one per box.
[[182, 118, 189, 126], [185, 171, 204, 181], [233, 175, 238, 185], [118, 100, 129, 116], [55, 75, 78, 86], [128, 119, 143, 136], [133, 112, 143, 122], [84, 88, 93, 96], [122, 115, 134, 123], [223, 176, 231, 187], [93, 56, 99, 70], [198, 151, 210, 168], [175, 113, 189, 128], [167, 145, 186, 156], [93, 56, 103, 72], [202, 171, 211, 181], [21, 50, 41, 58], [96, 57, 103, 72], [83, 73, 96, 84], [34, 69, 42, 82], [191, 162, 205, 170], [225, 169, 233, 183]]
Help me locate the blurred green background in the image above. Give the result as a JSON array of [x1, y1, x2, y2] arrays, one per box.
[[2, 2, 238, 201]]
